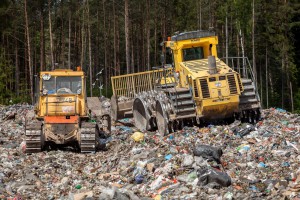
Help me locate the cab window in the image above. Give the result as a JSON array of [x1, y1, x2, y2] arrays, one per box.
[[183, 47, 204, 61], [56, 76, 82, 94]]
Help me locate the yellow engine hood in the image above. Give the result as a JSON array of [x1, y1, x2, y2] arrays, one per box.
[[179, 58, 232, 78]]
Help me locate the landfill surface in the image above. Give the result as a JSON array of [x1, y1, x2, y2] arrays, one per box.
[[1, 104, 300, 200]]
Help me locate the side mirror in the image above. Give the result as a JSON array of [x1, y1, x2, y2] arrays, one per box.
[[40, 89, 48, 96]]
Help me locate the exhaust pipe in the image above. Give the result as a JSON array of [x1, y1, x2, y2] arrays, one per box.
[[208, 56, 217, 74]]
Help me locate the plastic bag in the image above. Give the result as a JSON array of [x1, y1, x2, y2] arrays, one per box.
[[197, 167, 231, 187], [193, 145, 223, 164], [131, 132, 144, 142]]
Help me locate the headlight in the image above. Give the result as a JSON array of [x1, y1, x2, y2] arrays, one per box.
[[77, 89, 82, 94], [215, 82, 221, 87], [174, 71, 180, 79], [42, 74, 51, 80], [42, 89, 48, 95]]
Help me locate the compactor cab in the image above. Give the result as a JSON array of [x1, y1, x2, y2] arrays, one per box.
[[110, 30, 261, 136], [26, 68, 110, 153], [163, 31, 260, 122]]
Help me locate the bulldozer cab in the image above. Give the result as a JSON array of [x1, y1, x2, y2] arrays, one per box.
[[42, 76, 82, 95], [164, 31, 218, 72], [37, 69, 87, 118]]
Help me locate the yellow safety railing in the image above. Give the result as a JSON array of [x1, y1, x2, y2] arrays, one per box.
[[111, 69, 172, 98]]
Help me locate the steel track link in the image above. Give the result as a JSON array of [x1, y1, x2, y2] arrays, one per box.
[[80, 122, 96, 153], [25, 121, 42, 153]]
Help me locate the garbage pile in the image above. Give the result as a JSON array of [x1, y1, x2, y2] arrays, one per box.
[[1, 105, 300, 199]]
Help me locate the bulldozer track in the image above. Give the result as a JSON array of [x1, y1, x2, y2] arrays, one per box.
[[238, 78, 261, 123], [25, 121, 43, 153], [80, 122, 96, 153]]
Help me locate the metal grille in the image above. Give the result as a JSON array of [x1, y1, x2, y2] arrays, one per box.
[[200, 78, 210, 98], [193, 80, 199, 97], [227, 74, 238, 94], [111, 69, 172, 98]]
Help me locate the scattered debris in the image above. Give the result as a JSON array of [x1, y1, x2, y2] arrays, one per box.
[[0, 105, 300, 199]]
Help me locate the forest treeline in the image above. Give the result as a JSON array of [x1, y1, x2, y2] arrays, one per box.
[[0, 0, 299, 112]]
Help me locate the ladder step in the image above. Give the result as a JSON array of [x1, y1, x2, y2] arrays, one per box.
[[240, 98, 258, 104], [241, 91, 256, 96], [175, 113, 197, 120], [170, 93, 193, 100], [243, 85, 254, 90], [176, 107, 196, 113], [173, 100, 194, 107], [241, 79, 252, 84], [168, 88, 190, 93]]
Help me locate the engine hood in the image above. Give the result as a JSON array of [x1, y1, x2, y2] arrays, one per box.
[[179, 58, 232, 78]]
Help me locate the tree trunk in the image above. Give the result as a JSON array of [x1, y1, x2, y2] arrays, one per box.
[[281, 58, 284, 109], [265, 46, 268, 108], [146, 0, 150, 71], [131, 22, 134, 73], [87, 0, 92, 97], [113, 0, 117, 76], [290, 81, 294, 112], [252, 0, 256, 86], [40, 9, 45, 71], [60, 0, 65, 68], [239, 30, 246, 77], [68, 12, 71, 69], [131, 33, 134, 73], [225, 14, 228, 65], [154, 0, 157, 65], [260, 62, 263, 108], [48, 0, 54, 70], [24, 0, 34, 103], [209, 0, 211, 28], [108, 12, 112, 90], [125, 0, 130, 74], [116, 13, 120, 75], [80, 6, 85, 69], [237, 33, 240, 74], [103, 0, 107, 95], [199, 0, 202, 30], [15, 38, 19, 96]]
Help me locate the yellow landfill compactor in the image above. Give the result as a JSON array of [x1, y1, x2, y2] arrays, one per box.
[[25, 68, 110, 153], [111, 30, 261, 135]]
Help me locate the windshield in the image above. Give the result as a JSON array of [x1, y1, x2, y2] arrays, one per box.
[[42, 76, 82, 94], [183, 47, 204, 61]]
